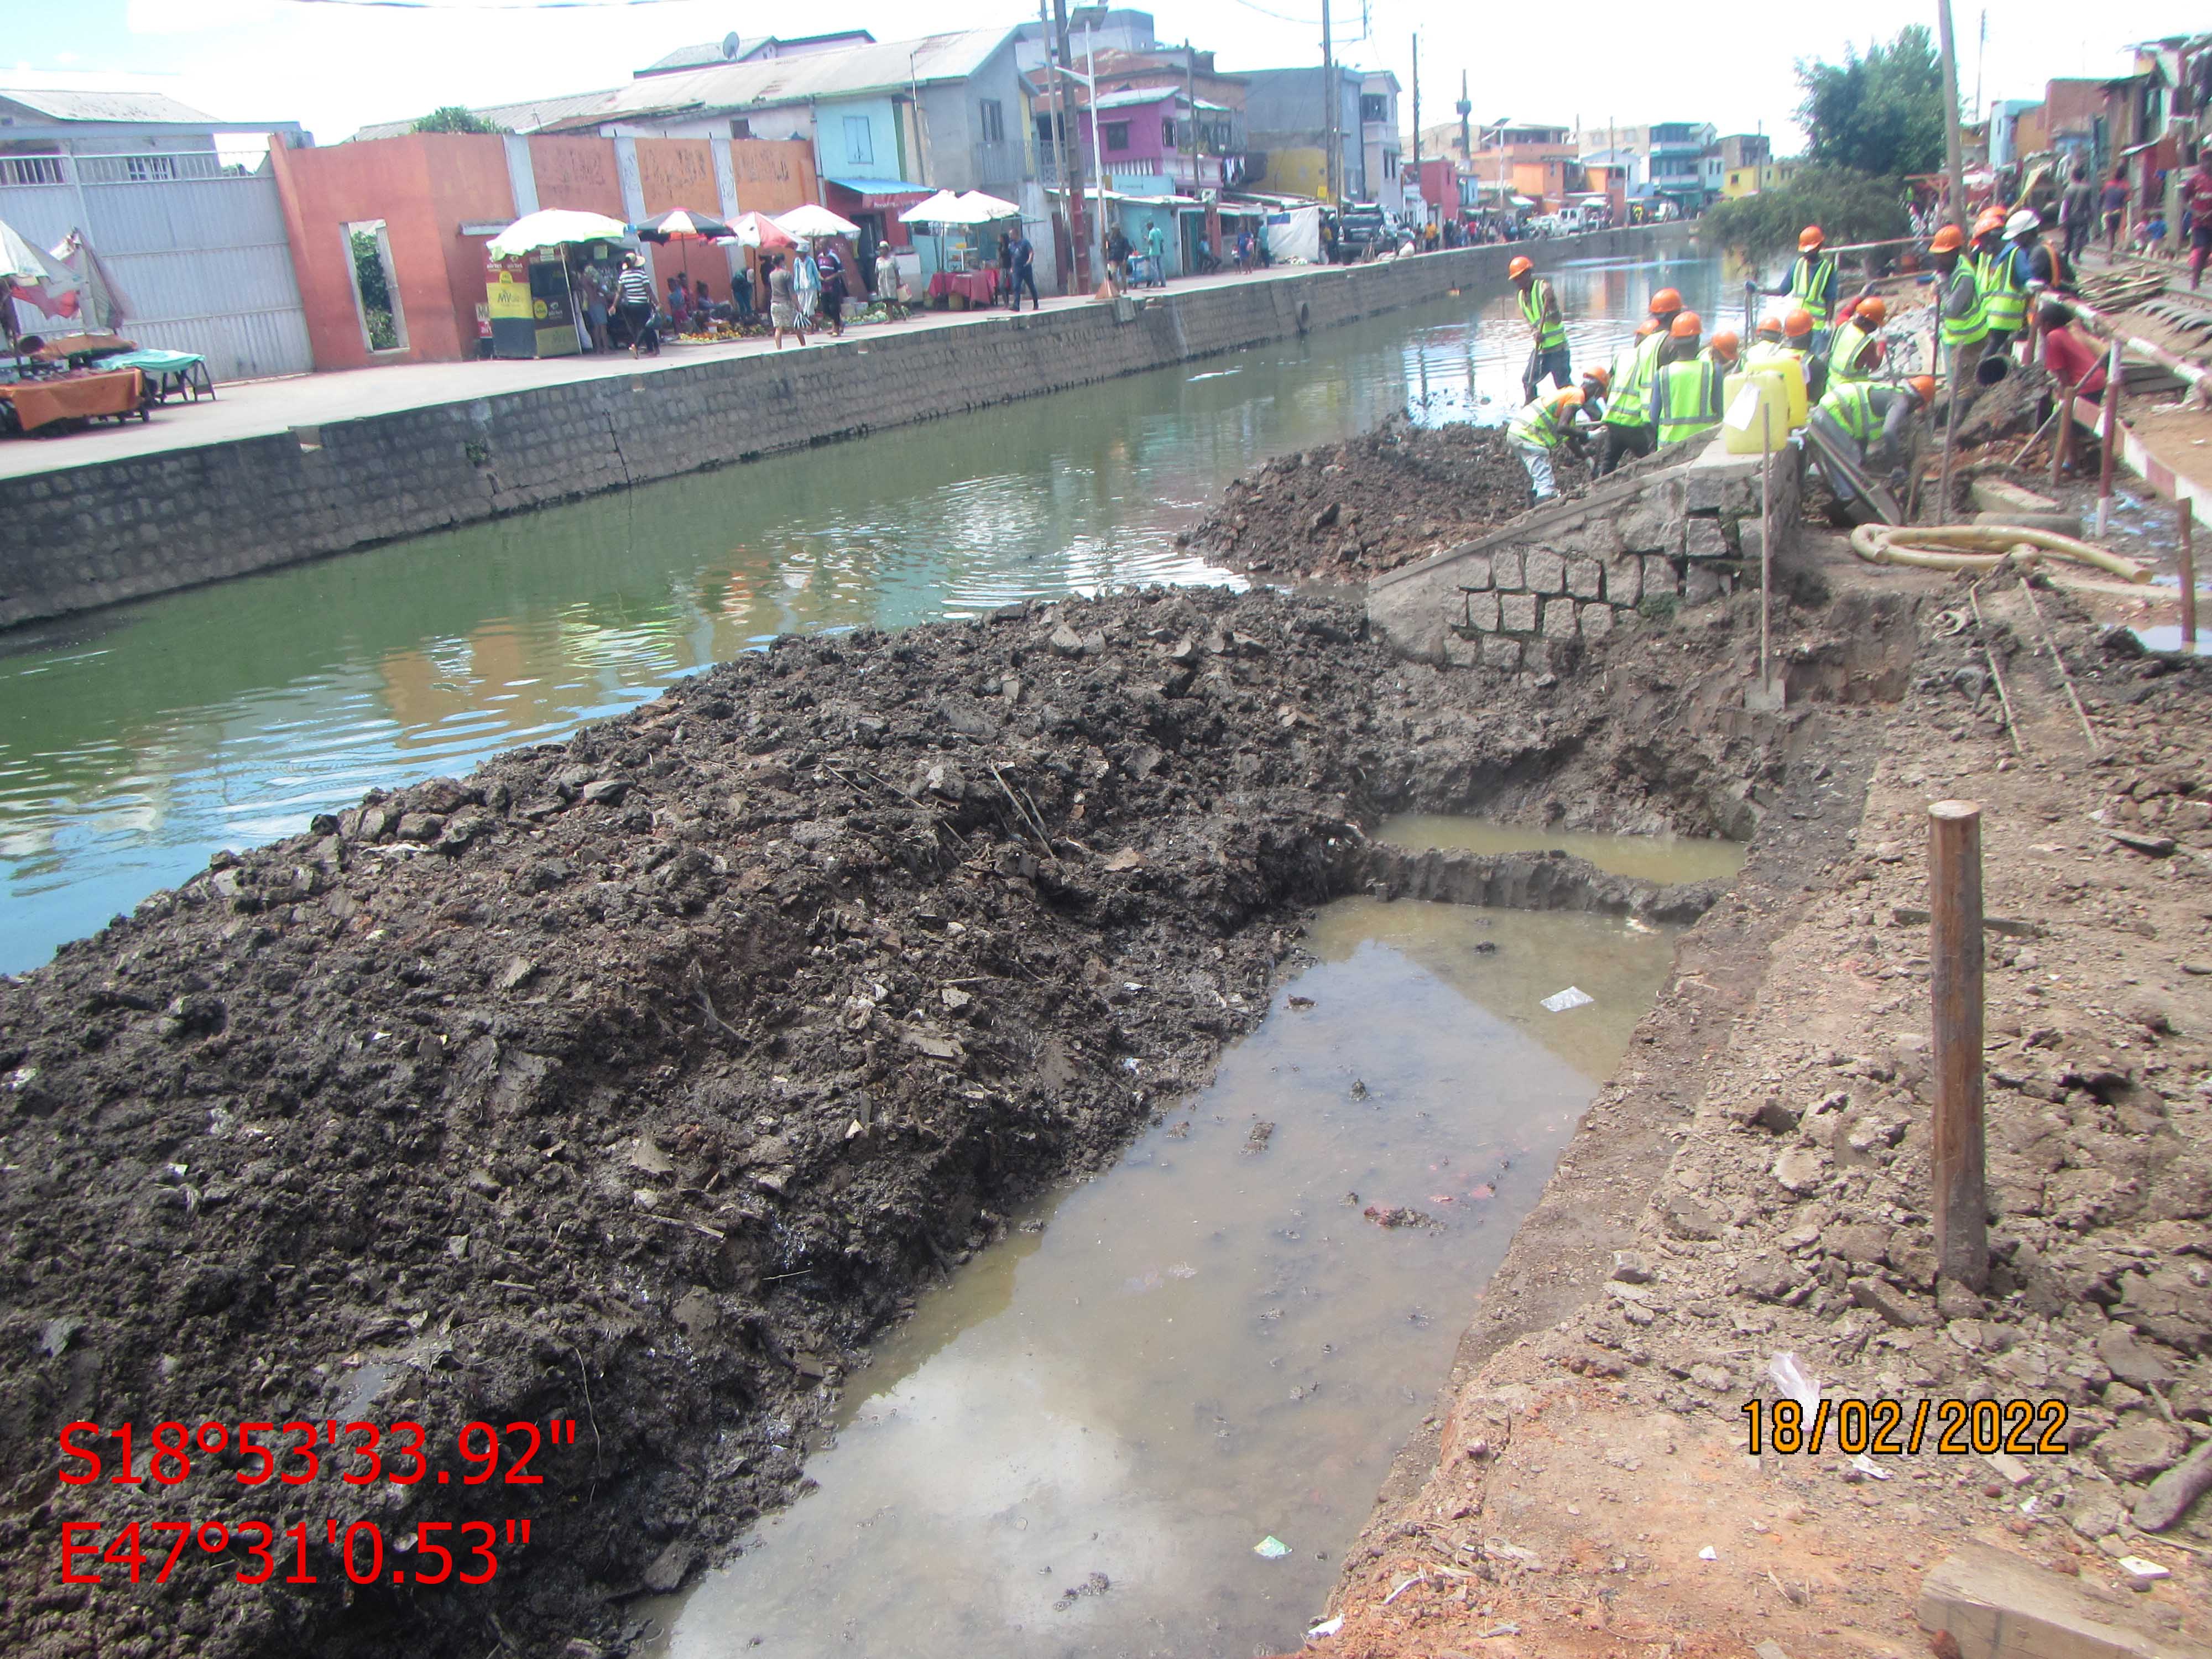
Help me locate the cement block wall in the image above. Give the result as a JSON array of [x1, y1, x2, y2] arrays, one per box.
[[1365, 435, 1803, 669], [0, 225, 1689, 631]]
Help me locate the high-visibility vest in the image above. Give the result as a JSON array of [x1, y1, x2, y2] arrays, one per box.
[[1604, 333, 1666, 428], [1507, 392, 1577, 450], [1789, 253, 1838, 326], [1975, 244, 2027, 334], [1939, 263, 1987, 349], [1745, 340, 1798, 368], [1829, 319, 1879, 382], [1817, 379, 1881, 445], [1519, 278, 1567, 351], [1650, 358, 1724, 445]]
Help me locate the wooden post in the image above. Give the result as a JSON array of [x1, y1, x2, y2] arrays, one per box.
[[1929, 801, 1988, 1295], [2052, 385, 2074, 484], [2183, 502, 2198, 650], [2095, 338, 2122, 539], [1759, 403, 1773, 688], [1937, 367, 1961, 525]]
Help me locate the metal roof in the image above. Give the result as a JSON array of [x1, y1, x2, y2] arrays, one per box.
[[353, 86, 625, 142], [640, 32, 877, 74], [0, 86, 224, 124]]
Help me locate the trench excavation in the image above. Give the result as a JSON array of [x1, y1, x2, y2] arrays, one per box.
[[0, 573, 1926, 1659]]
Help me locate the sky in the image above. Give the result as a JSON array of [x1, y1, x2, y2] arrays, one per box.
[[4, 0, 2200, 155]]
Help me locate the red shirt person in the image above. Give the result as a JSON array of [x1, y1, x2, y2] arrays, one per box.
[[2037, 303, 2106, 402]]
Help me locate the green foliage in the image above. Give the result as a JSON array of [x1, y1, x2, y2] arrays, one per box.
[[411, 106, 507, 135], [1796, 26, 1948, 178], [349, 229, 398, 351], [1702, 165, 1910, 260]]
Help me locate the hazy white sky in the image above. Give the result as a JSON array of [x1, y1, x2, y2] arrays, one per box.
[[7, 0, 2199, 153]]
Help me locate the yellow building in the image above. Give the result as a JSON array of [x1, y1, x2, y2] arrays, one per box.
[[1723, 157, 1802, 198]]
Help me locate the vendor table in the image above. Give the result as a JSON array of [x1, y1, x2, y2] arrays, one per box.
[[927, 268, 1000, 305], [0, 369, 147, 432], [100, 349, 214, 404]]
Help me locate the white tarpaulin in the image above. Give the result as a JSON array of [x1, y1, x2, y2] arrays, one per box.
[[1267, 205, 1321, 264]]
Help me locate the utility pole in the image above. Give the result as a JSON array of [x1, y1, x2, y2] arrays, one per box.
[[1186, 38, 1199, 196], [1319, 0, 1336, 204], [1936, 0, 1968, 231], [1411, 33, 1421, 230], [1050, 0, 1089, 291], [1456, 71, 1471, 161]]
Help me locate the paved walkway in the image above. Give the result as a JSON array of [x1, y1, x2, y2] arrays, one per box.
[[0, 263, 1350, 482]]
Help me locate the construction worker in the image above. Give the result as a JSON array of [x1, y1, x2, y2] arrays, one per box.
[[1646, 285, 1684, 339], [1506, 385, 1589, 504], [1769, 226, 1839, 348], [1828, 295, 1886, 383], [1975, 206, 2030, 357], [1807, 374, 1937, 521], [1746, 315, 1787, 359], [1596, 314, 1667, 476], [1578, 363, 1611, 424], [2020, 208, 2073, 296], [1931, 223, 1987, 389], [1648, 311, 1726, 447], [1702, 330, 1740, 371], [1509, 254, 1572, 398]]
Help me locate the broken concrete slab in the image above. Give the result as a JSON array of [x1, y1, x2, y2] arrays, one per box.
[[1917, 1541, 2212, 1659]]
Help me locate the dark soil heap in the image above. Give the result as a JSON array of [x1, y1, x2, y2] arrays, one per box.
[[1183, 417, 1578, 581], [0, 585, 1786, 1659]]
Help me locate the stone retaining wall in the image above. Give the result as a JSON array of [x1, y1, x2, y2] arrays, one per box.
[[1365, 432, 1803, 669], [0, 226, 1688, 630]]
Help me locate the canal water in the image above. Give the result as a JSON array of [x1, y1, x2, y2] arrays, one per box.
[[0, 252, 1728, 972], [641, 886, 1695, 1659], [1374, 813, 1746, 885]]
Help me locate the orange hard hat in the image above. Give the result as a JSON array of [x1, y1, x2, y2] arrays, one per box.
[[1973, 207, 2006, 237], [1636, 320, 1658, 336], [1798, 225, 1824, 250], [1650, 287, 1683, 315], [1670, 310, 1703, 338], [1708, 330, 1739, 359], [1854, 295, 1887, 327], [1908, 374, 1937, 405], [1782, 309, 1813, 338], [1757, 314, 1785, 337], [1930, 225, 1966, 253], [1508, 254, 1535, 279], [1582, 364, 1611, 392]]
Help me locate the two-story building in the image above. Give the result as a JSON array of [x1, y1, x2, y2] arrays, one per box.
[[1646, 120, 1717, 214], [1241, 65, 1370, 202], [1358, 73, 1403, 215], [1464, 118, 1580, 211]]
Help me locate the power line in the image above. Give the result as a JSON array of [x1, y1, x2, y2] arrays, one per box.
[[281, 0, 702, 11]]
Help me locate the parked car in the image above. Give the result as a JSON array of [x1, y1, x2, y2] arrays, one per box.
[[1332, 204, 1389, 261]]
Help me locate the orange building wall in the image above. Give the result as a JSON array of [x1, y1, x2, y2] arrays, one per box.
[[527, 136, 627, 218], [729, 139, 818, 216]]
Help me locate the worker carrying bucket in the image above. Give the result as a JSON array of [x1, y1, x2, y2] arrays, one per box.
[[1803, 374, 1936, 525], [1509, 255, 1572, 401]]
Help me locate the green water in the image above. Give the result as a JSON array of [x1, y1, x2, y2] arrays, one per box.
[[0, 252, 1727, 972]]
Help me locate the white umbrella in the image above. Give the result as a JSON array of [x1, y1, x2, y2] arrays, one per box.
[[0, 217, 50, 282], [955, 190, 1021, 222], [774, 203, 860, 239], [898, 189, 967, 226], [486, 208, 630, 258]]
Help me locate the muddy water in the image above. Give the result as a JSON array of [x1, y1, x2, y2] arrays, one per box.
[[644, 891, 1688, 1659], [1375, 813, 1746, 885], [0, 255, 1730, 972]]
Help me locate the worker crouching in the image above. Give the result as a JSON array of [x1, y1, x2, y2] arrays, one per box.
[[1806, 374, 1936, 524], [1507, 385, 1592, 505]]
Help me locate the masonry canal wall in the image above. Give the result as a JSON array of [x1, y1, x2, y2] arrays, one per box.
[[0, 225, 1689, 630]]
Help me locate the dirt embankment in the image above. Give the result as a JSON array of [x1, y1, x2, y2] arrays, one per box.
[[1319, 568, 2212, 1659], [1182, 417, 1572, 582], [1, 581, 1811, 1659]]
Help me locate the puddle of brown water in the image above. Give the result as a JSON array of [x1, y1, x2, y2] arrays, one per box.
[[641, 898, 1682, 1658], [1375, 813, 1745, 888]]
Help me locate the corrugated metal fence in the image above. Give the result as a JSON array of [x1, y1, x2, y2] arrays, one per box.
[[1, 151, 312, 382]]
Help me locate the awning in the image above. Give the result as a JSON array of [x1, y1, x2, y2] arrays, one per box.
[[823, 177, 935, 207]]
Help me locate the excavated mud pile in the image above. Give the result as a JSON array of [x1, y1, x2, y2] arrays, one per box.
[[1183, 417, 1573, 581], [0, 584, 1801, 1659]]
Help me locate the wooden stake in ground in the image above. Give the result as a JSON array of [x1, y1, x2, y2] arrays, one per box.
[[2051, 387, 2074, 486], [1928, 800, 1989, 1295], [2183, 502, 2198, 650], [2096, 338, 2122, 539]]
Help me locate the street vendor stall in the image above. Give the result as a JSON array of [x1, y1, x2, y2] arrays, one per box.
[[0, 368, 144, 434], [483, 209, 629, 360]]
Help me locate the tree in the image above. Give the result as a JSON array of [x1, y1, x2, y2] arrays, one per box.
[[1795, 26, 1948, 179], [1702, 165, 1910, 260], [349, 229, 398, 350], [411, 106, 505, 135]]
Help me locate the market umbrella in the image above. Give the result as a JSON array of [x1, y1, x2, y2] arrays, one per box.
[[774, 203, 860, 239], [634, 207, 737, 304], [486, 208, 630, 259], [718, 211, 797, 251], [954, 190, 1021, 222], [897, 189, 967, 226]]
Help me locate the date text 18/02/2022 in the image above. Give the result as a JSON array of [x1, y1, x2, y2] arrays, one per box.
[[54, 1417, 583, 1588]]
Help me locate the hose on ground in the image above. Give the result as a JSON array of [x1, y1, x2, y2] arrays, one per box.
[[1848, 523, 2150, 583]]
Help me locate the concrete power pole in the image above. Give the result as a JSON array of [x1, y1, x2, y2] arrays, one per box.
[[1936, 0, 1968, 231], [1051, 0, 1090, 290], [1411, 34, 1421, 228], [1320, 0, 1336, 204]]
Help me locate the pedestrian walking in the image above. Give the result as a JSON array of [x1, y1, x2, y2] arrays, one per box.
[[766, 253, 806, 351], [2059, 162, 2095, 262], [579, 258, 613, 352], [1507, 254, 1570, 398], [1104, 225, 1133, 293], [616, 253, 659, 357], [816, 241, 848, 337], [1008, 228, 1040, 311], [1146, 220, 1167, 286], [2101, 167, 2129, 250], [874, 242, 905, 320], [2185, 151, 2212, 290]]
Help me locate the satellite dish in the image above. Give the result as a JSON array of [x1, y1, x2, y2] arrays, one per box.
[[721, 32, 740, 60]]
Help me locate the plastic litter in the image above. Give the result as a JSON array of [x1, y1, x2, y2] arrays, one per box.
[[1698, 1545, 1719, 1561], [1254, 1535, 1292, 1559], [1382, 1573, 1426, 1605], [2117, 1556, 2171, 1582], [1765, 1352, 1821, 1416], [1851, 1453, 1892, 1481], [1541, 985, 1594, 1013], [1306, 1614, 1345, 1640], [1479, 1625, 1521, 1639]]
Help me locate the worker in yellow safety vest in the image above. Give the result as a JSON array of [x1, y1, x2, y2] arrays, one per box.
[[1509, 254, 1573, 398], [1646, 311, 1726, 447], [1746, 314, 1787, 361], [1595, 288, 1683, 476], [1578, 363, 1611, 424], [1506, 385, 1590, 504], [1930, 224, 1987, 385], [1767, 225, 1839, 348], [1700, 330, 1740, 372], [1807, 374, 1936, 519], [1973, 206, 2029, 356], [1827, 295, 1886, 383]]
